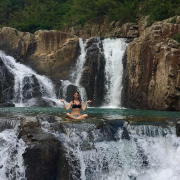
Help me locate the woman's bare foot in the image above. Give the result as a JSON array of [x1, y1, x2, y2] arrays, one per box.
[[76, 114, 88, 119], [66, 113, 77, 119]]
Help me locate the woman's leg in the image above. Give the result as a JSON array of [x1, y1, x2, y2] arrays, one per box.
[[66, 113, 77, 119], [76, 114, 88, 119]]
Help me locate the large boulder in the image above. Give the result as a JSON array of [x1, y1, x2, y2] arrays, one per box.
[[19, 117, 70, 180], [22, 75, 42, 99], [122, 16, 180, 110]]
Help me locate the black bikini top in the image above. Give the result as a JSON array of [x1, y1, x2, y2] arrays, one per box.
[[72, 101, 81, 109]]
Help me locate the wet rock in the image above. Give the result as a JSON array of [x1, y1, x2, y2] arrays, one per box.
[[19, 118, 70, 180], [66, 84, 78, 102], [37, 115, 56, 123], [81, 38, 105, 106], [22, 75, 42, 99], [28, 97, 56, 107], [176, 121, 180, 137], [0, 57, 14, 103], [0, 102, 15, 107]]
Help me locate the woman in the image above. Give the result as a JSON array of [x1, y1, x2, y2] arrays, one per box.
[[60, 91, 92, 119]]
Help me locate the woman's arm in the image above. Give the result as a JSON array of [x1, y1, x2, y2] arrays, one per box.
[[60, 99, 72, 110], [81, 100, 92, 111]]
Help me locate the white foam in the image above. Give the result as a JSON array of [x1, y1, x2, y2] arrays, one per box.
[[103, 38, 127, 108], [50, 125, 180, 180], [0, 51, 60, 107], [0, 128, 27, 180]]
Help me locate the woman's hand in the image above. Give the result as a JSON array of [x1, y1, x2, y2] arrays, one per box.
[[87, 100, 92, 103]]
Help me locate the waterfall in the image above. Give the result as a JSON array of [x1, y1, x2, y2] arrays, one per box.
[[59, 38, 127, 107], [43, 123, 180, 180], [0, 37, 128, 107], [59, 80, 72, 99], [71, 38, 87, 86], [0, 51, 61, 107], [0, 119, 27, 180], [71, 38, 87, 101], [60, 38, 87, 102], [103, 38, 127, 108]]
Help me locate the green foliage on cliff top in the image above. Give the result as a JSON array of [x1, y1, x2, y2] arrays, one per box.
[[142, 0, 179, 25], [173, 33, 180, 43], [0, 0, 180, 33]]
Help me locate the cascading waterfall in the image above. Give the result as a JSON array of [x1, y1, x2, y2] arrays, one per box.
[[60, 38, 87, 101], [41, 122, 180, 180], [60, 38, 127, 106], [0, 51, 61, 107], [71, 38, 87, 86], [0, 119, 27, 180], [0, 38, 128, 107], [71, 38, 87, 101], [59, 80, 72, 99], [103, 38, 127, 108]]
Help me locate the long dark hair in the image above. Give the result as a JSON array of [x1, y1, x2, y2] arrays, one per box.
[[73, 91, 81, 103]]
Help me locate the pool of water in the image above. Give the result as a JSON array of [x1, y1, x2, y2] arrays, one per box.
[[0, 107, 179, 124]]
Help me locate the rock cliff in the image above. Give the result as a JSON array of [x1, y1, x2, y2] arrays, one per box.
[[0, 27, 79, 81], [123, 16, 180, 110], [1, 15, 180, 110]]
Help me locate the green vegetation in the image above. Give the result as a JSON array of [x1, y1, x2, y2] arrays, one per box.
[[0, 0, 180, 33], [142, 0, 179, 25], [173, 33, 180, 43]]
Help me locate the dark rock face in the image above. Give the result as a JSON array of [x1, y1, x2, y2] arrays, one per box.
[[176, 121, 180, 137], [0, 57, 14, 103], [23, 139, 60, 180], [81, 38, 106, 106], [19, 118, 69, 180], [66, 84, 78, 102], [121, 51, 128, 107], [0, 102, 15, 107], [22, 75, 42, 99]]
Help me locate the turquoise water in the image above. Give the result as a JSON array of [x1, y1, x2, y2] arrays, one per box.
[[0, 107, 180, 123]]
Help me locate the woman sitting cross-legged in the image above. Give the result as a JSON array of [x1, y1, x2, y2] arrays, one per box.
[[60, 91, 92, 120]]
